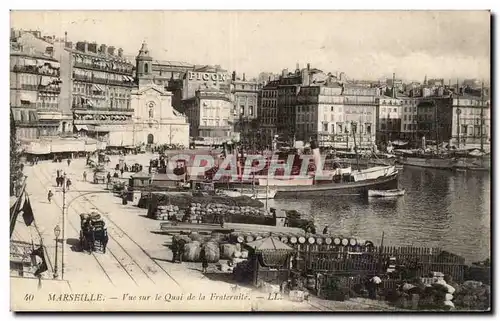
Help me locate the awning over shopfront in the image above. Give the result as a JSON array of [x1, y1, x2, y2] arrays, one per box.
[[75, 125, 89, 131], [92, 84, 103, 92]]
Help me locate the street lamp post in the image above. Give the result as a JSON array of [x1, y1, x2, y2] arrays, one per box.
[[61, 173, 67, 280], [456, 108, 461, 149], [53, 225, 61, 279]]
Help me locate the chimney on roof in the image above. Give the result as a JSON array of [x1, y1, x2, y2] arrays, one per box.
[[64, 31, 67, 42], [232, 71, 236, 81], [108, 46, 115, 55], [99, 44, 107, 55], [243, 73, 246, 81], [118, 48, 123, 57], [88, 42, 97, 53], [307, 63, 310, 70], [392, 72, 396, 98]]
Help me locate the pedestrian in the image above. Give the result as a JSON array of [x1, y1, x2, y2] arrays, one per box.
[[83, 171, 87, 182], [171, 243, 178, 263], [219, 214, 225, 228], [323, 225, 329, 235], [67, 159, 71, 167], [120, 168, 124, 177], [56, 169, 60, 179], [201, 248, 208, 273], [55, 177, 60, 187], [47, 190, 53, 203], [107, 172, 111, 184], [66, 178, 72, 190]]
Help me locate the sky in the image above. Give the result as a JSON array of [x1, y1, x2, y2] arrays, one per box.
[[10, 11, 491, 82]]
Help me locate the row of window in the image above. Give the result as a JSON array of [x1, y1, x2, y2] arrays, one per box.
[[72, 96, 130, 110], [200, 119, 229, 127], [262, 90, 277, 98], [72, 83, 131, 99]]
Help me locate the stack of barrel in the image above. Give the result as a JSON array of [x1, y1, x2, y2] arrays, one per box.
[[189, 202, 270, 218], [155, 205, 182, 221], [228, 232, 374, 248]]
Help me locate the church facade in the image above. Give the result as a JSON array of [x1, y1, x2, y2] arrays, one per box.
[[131, 42, 190, 147]]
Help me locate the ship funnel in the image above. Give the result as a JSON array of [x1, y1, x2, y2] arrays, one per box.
[[310, 140, 323, 176]]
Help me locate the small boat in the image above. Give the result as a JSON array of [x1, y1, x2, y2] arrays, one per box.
[[216, 187, 278, 200], [368, 189, 406, 198]]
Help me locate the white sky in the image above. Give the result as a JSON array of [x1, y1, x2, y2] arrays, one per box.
[[10, 11, 490, 82]]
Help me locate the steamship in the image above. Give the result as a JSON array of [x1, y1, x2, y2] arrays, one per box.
[[212, 141, 399, 198]]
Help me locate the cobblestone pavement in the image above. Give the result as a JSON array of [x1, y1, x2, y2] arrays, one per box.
[[14, 155, 389, 311]]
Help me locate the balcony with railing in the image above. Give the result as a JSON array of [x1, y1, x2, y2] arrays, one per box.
[[38, 85, 61, 94], [73, 61, 134, 76], [72, 107, 134, 114], [11, 65, 60, 77], [72, 73, 135, 87]]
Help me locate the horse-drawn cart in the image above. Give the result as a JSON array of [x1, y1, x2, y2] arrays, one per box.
[[79, 212, 109, 254]]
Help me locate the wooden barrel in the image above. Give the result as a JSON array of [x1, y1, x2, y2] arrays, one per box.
[[255, 235, 263, 241], [333, 237, 341, 245], [236, 235, 245, 243], [349, 238, 357, 246], [341, 238, 349, 246], [316, 237, 323, 245], [290, 236, 298, 244], [298, 236, 306, 244], [245, 234, 255, 243], [280, 235, 289, 243], [324, 237, 332, 245], [307, 236, 315, 244]]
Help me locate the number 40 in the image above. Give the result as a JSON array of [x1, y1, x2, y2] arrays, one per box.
[[24, 294, 34, 302]]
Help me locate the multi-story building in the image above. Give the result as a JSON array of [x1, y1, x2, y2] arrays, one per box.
[[132, 42, 190, 147], [276, 64, 315, 144], [183, 88, 233, 145], [375, 96, 402, 143], [296, 84, 344, 148], [399, 96, 419, 142], [231, 72, 261, 148], [341, 85, 379, 150], [258, 79, 279, 149], [10, 38, 62, 140], [53, 39, 136, 147], [417, 88, 490, 150]]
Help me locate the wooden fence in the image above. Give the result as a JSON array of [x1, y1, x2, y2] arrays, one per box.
[[292, 245, 466, 282]]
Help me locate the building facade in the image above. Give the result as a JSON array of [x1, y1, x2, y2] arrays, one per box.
[[129, 83, 190, 147], [53, 39, 136, 147], [258, 79, 279, 149], [296, 85, 344, 148], [341, 85, 379, 150], [231, 72, 261, 148], [183, 88, 233, 145], [10, 38, 62, 141], [133, 42, 190, 146], [375, 96, 402, 143]]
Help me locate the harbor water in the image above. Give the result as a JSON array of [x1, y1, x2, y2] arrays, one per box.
[[268, 167, 491, 264]]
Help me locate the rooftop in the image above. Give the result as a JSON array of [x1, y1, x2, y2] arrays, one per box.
[[153, 60, 194, 68]]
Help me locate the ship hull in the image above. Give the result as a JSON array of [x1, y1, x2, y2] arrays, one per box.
[[397, 155, 490, 171], [216, 172, 399, 198]]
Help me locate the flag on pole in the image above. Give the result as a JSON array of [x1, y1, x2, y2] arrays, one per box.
[[10, 187, 26, 238], [31, 246, 48, 277], [22, 195, 34, 226]]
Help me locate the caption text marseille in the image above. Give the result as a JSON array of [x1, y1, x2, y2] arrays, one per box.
[[165, 154, 330, 181]]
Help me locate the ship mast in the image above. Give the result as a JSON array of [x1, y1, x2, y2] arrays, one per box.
[[352, 121, 360, 171], [435, 99, 439, 153], [480, 81, 485, 152]]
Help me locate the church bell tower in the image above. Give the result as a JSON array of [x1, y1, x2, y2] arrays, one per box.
[[135, 41, 153, 85]]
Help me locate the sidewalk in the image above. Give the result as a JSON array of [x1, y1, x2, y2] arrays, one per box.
[[22, 162, 112, 287]]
